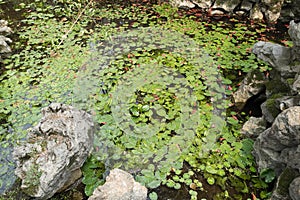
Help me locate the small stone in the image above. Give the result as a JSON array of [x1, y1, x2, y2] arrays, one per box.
[[88, 168, 147, 200]]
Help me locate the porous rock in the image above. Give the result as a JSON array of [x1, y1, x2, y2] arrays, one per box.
[[233, 69, 266, 110], [252, 41, 292, 69], [88, 168, 147, 200], [241, 117, 267, 138], [13, 103, 94, 199], [289, 20, 300, 61], [289, 176, 300, 200], [253, 106, 300, 176], [0, 19, 12, 59], [271, 167, 299, 200]]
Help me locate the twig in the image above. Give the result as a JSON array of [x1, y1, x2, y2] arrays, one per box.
[[58, 0, 94, 47]]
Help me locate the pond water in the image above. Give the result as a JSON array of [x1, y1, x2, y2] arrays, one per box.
[[0, 0, 290, 199]]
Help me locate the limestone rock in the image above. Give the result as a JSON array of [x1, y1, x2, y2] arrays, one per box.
[[289, 176, 300, 200], [0, 20, 12, 59], [252, 41, 292, 69], [253, 106, 300, 176], [261, 0, 284, 22], [289, 20, 300, 47], [289, 21, 300, 61], [13, 103, 94, 199], [88, 168, 147, 200], [241, 117, 267, 138], [171, 0, 195, 8], [292, 74, 300, 94], [271, 167, 299, 200], [260, 97, 281, 124], [233, 70, 266, 110]]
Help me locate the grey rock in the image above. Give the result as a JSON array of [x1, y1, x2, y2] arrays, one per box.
[[13, 103, 94, 199], [241, 117, 267, 138], [289, 176, 300, 200], [260, 98, 281, 124], [88, 168, 147, 200], [289, 20, 300, 47], [276, 95, 300, 111], [250, 4, 264, 21], [280, 0, 300, 22], [252, 41, 292, 69], [190, 0, 211, 9], [0, 20, 12, 58], [233, 70, 266, 110], [171, 0, 196, 8], [254, 106, 300, 176], [292, 74, 300, 94], [261, 0, 284, 22], [213, 0, 240, 13], [289, 21, 300, 62], [271, 167, 299, 200]]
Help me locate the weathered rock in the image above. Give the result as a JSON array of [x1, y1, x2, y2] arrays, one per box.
[[13, 103, 94, 199], [88, 168, 147, 200], [289, 21, 300, 62], [292, 74, 300, 94], [252, 41, 292, 69], [241, 117, 267, 138], [280, 0, 300, 22], [276, 95, 300, 110], [233, 70, 266, 110], [250, 4, 264, 21], [271, 167, 299, 200], [289, 176, 300, 200], [261, 0, 285, 22], [253, 106, 300, 176], [0, 20, 12, 59], [260, 97, 281, 124], [170, 0, 300, 22], [171, 0, 195, 8]]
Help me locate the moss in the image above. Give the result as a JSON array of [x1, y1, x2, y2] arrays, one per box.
[[265, 79, 290, 95], [276, 167, 299, 195], [264, 93, 283, 119], [22, 164, 42, 196], [286, 78, 295, 85]]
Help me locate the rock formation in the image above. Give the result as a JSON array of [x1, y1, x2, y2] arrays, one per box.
[[13, 103, 94, 199], [170, 0, 300, 22], [236, 20, 300, 200]]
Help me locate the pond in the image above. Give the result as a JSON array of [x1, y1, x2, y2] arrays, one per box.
[[0, 0, 290, 199]]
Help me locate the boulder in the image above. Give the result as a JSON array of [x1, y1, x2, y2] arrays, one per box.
[[253, 106, 300, 176], [292, 74, 300, 94], [271, 167, 299, 200], [252, 41, 292, 69], [13, 103, 94, 199], [171, 0, 196, 8], [261, 0, 285, 22], [289, 21, 300, 61], [88, 168, 147, 200], [233, 70, 266, 110], [241, 117, 267, 138], [0, 19, 12, 60], [289, 176, 300, 200]]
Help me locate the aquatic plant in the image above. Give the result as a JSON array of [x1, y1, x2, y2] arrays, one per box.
[[0, 0, 274, 199]]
